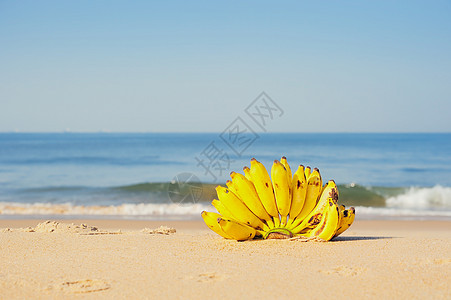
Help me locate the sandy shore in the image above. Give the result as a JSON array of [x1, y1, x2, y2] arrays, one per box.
[[0, 219, 450, 299]]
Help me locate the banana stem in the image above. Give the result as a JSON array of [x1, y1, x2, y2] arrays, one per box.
[[263, 227, 294, 239]]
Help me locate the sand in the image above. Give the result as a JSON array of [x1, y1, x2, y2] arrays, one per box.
[[0, 219, 450, 299]]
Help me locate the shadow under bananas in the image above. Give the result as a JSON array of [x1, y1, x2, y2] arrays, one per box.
[[215, 236, 394, 242], [331, 236, 394, 242]]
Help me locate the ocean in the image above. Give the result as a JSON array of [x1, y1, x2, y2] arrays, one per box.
[[0, 132, 450, 220]]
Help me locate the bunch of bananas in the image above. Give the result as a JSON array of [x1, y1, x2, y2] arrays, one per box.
[[202, 157, 355, 241]]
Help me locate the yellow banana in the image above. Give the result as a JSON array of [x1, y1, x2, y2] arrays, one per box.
[[229, 172, 275, 228], [307, 198, 340, 241], [244, 164, 275, 225], [244, 163, 277, 230], [271, 160, 291, 226], [287, 164, 307, 226], [291, 180, 338, 232], [288, 169, 322, 230], [301, 207, 327, 238], [248, 158, 280, 227], [336, 204, 345, 231], [280, 156, 293, 190], [337, 204, 345, 229], [226, 180, 234, 191], [216, 186, 268, 231], [201, 211, 232, 239], [334, 207, 355, 238], [211, 199, 231, 216], [218, 217, 257, 241], [280, 156, 293, 227], [304, 166, 311, 179], [317, 168, 323, 192], [243, 166, 252, 181]]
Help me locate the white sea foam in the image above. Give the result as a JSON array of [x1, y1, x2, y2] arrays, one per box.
[[0, 202, 212, 218], [355, 206, 451, 220], [1, 201, 450, 220], [385, 185, 451, 209]]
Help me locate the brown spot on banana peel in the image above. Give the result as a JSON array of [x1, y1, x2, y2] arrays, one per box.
[[329, 187, 339, 201], [308, 213, 322, 226], [343, 210, 349, 217], [297, 180, 301, 188], [313, 218, 327, 237]]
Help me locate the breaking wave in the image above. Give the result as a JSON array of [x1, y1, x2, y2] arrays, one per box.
[[385, 185, 451, 209]]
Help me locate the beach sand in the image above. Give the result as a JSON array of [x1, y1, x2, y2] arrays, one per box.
[[0, 219, 450, 299]]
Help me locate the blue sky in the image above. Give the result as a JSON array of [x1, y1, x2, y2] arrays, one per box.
[[1, 1, 450, 132]]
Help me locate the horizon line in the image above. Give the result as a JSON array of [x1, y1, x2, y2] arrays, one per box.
[[0, 131, 450, 134]]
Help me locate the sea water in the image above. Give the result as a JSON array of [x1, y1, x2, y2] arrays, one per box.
[[0, 133, 450, 220]]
